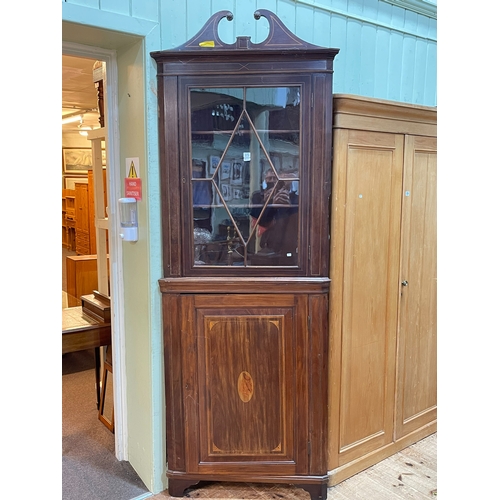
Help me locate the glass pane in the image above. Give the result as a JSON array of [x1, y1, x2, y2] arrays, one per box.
[[194, 205, 246, 266], [246, 86, 301, 147], [267, 139, 300, 181], [191, 88, 244, 173], [189, 86, 301, 268]]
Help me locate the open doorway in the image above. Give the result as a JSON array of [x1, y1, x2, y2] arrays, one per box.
[[62, 53, 113, 424], [61, 50, 147, 499], [62, 56, 107, 305], [61, 20, 167, 491]]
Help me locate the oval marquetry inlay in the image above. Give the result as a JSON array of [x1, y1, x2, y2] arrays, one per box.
[[237, 371, 254, 402]]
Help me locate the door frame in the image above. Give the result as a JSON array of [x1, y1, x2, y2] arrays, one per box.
[[62, 41, 128, 460]]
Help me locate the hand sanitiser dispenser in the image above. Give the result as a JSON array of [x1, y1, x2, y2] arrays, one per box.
[[118, 197, 138, 241]]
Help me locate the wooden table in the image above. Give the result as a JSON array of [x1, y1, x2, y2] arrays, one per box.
[[62, 306, 111, 407]]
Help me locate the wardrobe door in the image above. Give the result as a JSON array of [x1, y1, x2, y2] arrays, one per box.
[[334, 129, 404, 466], [395, 135, 437, 439]]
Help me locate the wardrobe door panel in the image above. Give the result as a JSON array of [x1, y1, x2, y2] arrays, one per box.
[[338, 130, 404, 465], [396, 135, 437, 439]]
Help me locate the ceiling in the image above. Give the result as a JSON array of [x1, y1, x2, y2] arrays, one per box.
[[62, 54, 103, 134]]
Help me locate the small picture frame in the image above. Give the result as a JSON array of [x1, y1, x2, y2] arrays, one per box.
[[231, 161, 243, 185], [221, 183, 232, 201], [62, 148, 92, 175], [209, 155, 220, 175], [221, 160, 231, 180], [192, 158, 207, 178], [232, 187, 243, 200], [242, 162, 251, 185]]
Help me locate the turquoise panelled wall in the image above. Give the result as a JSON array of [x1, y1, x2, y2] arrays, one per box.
[[63, 0, 437, 106], [62, 0, 436, 495]]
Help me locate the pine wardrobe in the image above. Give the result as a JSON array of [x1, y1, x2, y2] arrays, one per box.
[[328, 94, 437, 484]]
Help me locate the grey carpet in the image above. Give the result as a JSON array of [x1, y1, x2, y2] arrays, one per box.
[[62, 350, 150, 500]]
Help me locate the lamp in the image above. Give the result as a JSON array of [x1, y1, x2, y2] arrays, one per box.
[[62, 108, 97, 125], [62, 114, 83, 125], [78, 122, 93, 136]]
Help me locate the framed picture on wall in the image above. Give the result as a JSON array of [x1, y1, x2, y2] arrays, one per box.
[[232, 187, 243, 200], [221, 160, 231, 180], [64, 176, 88, 189], [62, 148, 93, 174], [231, 161, 243, 185], [221, 183, 232, 201], [209, 155, 220, 175]]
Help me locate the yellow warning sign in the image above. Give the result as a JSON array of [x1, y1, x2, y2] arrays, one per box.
[[128, 161, 138, 178]]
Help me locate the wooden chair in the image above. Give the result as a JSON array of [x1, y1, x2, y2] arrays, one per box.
[[98, 344, 114, 433]]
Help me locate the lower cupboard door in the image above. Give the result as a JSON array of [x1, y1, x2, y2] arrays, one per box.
[[185, 294, 310, 476]]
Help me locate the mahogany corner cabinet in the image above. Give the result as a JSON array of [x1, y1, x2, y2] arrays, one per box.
[[152, 10, 339, 500]]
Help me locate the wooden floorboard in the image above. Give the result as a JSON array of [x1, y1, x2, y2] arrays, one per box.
[[330, 433, 437, 499]]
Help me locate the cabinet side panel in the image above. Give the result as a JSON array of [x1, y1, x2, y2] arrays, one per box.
[[309, 73, 333, 277], [396, 135, 437, 438], [181, 295, 201, 471], [328, 128, 349, 471], [163, 293, 186, 472], [338, 130, 403, 465], [159, 75, 182, 277], [309, 293, 329, 474]]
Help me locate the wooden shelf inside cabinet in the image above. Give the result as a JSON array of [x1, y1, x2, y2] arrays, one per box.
[[65, 195, 75, 215], [75, 182, 91, 255], [63, 189, 76, 250], [88, 169, 109, 255], [153, 9, 338, 500]]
